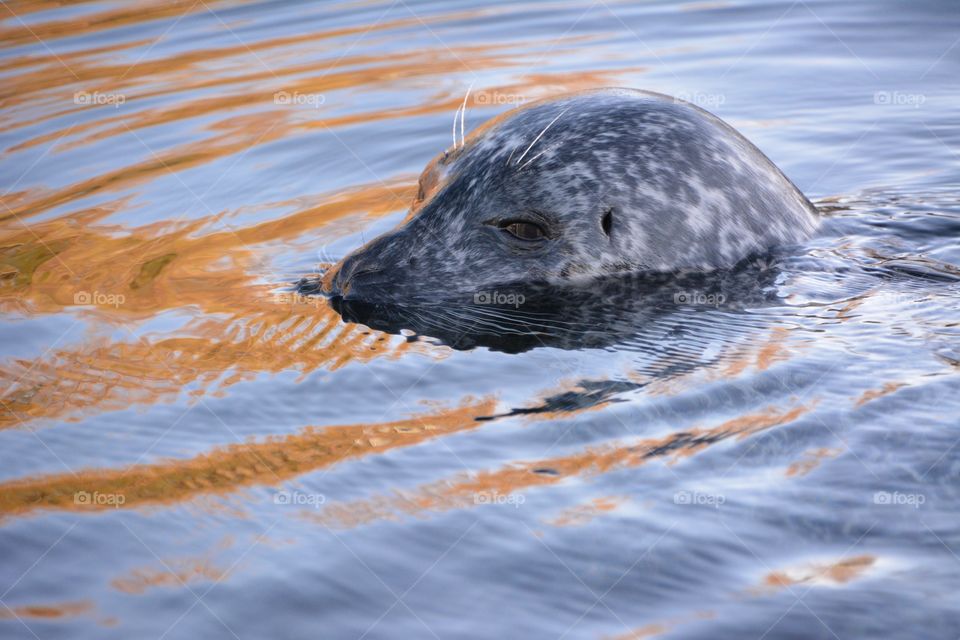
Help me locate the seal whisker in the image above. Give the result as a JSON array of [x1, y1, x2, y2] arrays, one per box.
[[437, 304, 511, 326], [454, 302, 573, 328], [450, 309, 551, 335], [463, 305, 578, 329], [459, 83, 473, 148], [418, 307, 498, 336], [443, 309, 516, 333], [518, 144, 556, 172], [406, 307, 451, 331], [514, 106, 571, 166], [452, 99, 459, 150]]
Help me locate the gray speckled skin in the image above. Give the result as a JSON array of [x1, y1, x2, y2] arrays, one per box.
[[326, 88, 818, 302]]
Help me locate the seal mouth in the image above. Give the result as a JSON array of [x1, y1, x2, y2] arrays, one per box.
[[328, 296, 376, 323]]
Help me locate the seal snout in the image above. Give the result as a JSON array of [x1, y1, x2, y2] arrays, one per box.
[[325, 225, 420, 301], [329, 252, 387, 298]]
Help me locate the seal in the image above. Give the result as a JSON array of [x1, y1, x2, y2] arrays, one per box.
[[324, 88, 819, 303]]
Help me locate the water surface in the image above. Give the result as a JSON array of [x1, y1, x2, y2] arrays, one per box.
[[1, 1, 959, 638]]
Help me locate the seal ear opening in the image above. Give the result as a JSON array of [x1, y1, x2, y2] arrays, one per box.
[[601, 209, 613, 237]]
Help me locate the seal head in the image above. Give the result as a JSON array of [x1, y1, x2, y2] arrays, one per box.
[[326, 88, 818, 303]]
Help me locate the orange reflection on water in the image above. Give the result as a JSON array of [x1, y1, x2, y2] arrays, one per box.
[[855, 381, 906, 407], [4, 65, 637, 225], [546, 496, 628, 527], [0, 397, 495, 519], [111, 560, 227, 595], [606, 624, 668, 639], [0, 177, 414, 316], [1, 8, 489, 122], [0, 178, 423, 430], [0, 0, 219, 50], [754, 555, 877, 593], [784, 447, 843, 477], [0, 600, 93, 620], [314, 404, 811, 528], [110, 535, 235, 594], [603, 610, 716, 639]]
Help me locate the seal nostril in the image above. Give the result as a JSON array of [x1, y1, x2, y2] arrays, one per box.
[[352, 266, 383, 278], [601, 209, 613, 237], [331, 255, 386, 295]]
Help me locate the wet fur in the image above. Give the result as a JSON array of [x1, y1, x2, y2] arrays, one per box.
[[325, 88, 819, 303]]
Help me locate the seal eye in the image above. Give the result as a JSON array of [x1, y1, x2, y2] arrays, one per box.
[[500, 220, 546, 241]]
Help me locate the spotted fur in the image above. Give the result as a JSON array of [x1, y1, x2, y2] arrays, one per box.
[[326, 88, 819, 302]]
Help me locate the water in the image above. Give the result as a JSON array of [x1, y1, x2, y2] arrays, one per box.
[[1, 1, 959, 638]]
